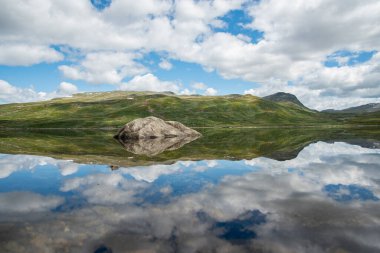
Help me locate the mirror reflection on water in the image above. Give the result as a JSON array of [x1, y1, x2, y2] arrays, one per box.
[[0, 128, 379, 253]]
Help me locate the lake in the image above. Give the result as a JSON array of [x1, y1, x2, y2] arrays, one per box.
[[0, 128, 379, 252]]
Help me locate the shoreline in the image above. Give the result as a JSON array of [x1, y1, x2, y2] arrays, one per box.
[[0, 124, 379, 131]]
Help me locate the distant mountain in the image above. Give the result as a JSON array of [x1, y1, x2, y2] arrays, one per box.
[[263, 92, 307, 108], [323, 103, 380, 113]]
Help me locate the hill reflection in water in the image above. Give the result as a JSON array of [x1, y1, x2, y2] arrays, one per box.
[[0, 127, 379, 166]]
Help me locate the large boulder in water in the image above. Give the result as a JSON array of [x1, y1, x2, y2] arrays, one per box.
[[114, 116, 201, 140]]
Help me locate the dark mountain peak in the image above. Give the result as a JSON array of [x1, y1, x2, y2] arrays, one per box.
[[263, 92, 306, 108]]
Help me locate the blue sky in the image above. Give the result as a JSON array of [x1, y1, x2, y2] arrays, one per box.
[[0, 0, 379, 109], [0, 57, 256, 94]]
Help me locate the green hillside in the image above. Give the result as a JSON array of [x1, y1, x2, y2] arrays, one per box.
[[263, 92, 309, 109], [322, 111, 380, 126], [0, 91, 378, 128], [0, 91, 338, 128]]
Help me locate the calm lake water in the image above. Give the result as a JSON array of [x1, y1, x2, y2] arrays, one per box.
[[0, 129, 380, 252]]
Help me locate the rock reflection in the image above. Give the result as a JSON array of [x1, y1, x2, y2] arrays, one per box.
[[115, 135, 200, 156]]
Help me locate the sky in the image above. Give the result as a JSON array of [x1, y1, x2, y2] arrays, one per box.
[[0, 0, 379, 110]]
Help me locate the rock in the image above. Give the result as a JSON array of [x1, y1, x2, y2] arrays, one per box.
[[114, 116, 201, 140]]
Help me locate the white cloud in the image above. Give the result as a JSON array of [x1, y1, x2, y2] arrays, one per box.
[[0, 192, 63, 213], [176, 0, 380, 108], [1, 0, 380, 108], [119, 73, 180, 93], [237, 0, 380, 109], [205, 160, 218, 168], [58, 162, 79, 176], [59, 51, 147, 84], [0, 154, 50, 179], [204, 87, 218, 96], [245, 141, 380, 186], [192, 82, 207, 90], [60, 173, 147, 205], [158, 59, 173, 70], [0, 80, 79, 104], [0, 154, 80, 178], [119, 163, 182, 183], [247, 0, 380, 55], [103, 0, 172, 27], [57, 82, 78, 95], [0, 0, 245, 80], [209, 19, 227, 29], [179, 88, 195, 95], [0, 44, 63, 66], [243, 76, 380, 110], [191, 82, 218, 96], [1, 142, 380, 252]]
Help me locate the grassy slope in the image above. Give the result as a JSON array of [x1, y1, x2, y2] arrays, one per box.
[[324, 111, 380, 126], [0, 91, 336, 128]]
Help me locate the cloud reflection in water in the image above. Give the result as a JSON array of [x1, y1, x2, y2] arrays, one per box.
[[0, 141, 379, 252]]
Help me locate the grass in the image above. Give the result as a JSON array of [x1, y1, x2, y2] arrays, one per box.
[[0, 91, 340, 128], [324, 111, 380, 126]]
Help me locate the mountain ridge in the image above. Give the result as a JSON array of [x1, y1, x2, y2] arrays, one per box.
[[262, 92, 308, 109], [323, 103, 380, 113]]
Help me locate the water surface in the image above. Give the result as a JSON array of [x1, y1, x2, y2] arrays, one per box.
[[0, 129, 379, 252]]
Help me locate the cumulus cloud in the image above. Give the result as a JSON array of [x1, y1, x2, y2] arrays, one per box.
[[0, 44, 63, 66], [58, 162, 79, 176], [57, 82, 78, 95], [205, 160, 218, 168], [119, 73, 181, 93], [239, 0, 380, 109], [0, 0, 242, 64], [1, 0, 380, 107], [60, 172, 149, 205], [0, 142, 380, 253], [59, 51, 147, 84], [118, 163, 182, 183], [191, 82, 218, 96], [204, 87, 218, 96], [0, 192, 63, 213], [0, 154, 51, 179], [178, 0, 380, 108], [179, 88, 195, 95], [0, 154, 80, 178], [247, 0, 380, 55], [245, 141, 380, 187], [192, 82, 207, 90], [1, 142, 380, 252], [0, 80, 79, 104], [244, 75, 380, 110], [0, 0, 245, 91], [158, 59, 173, 70]]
